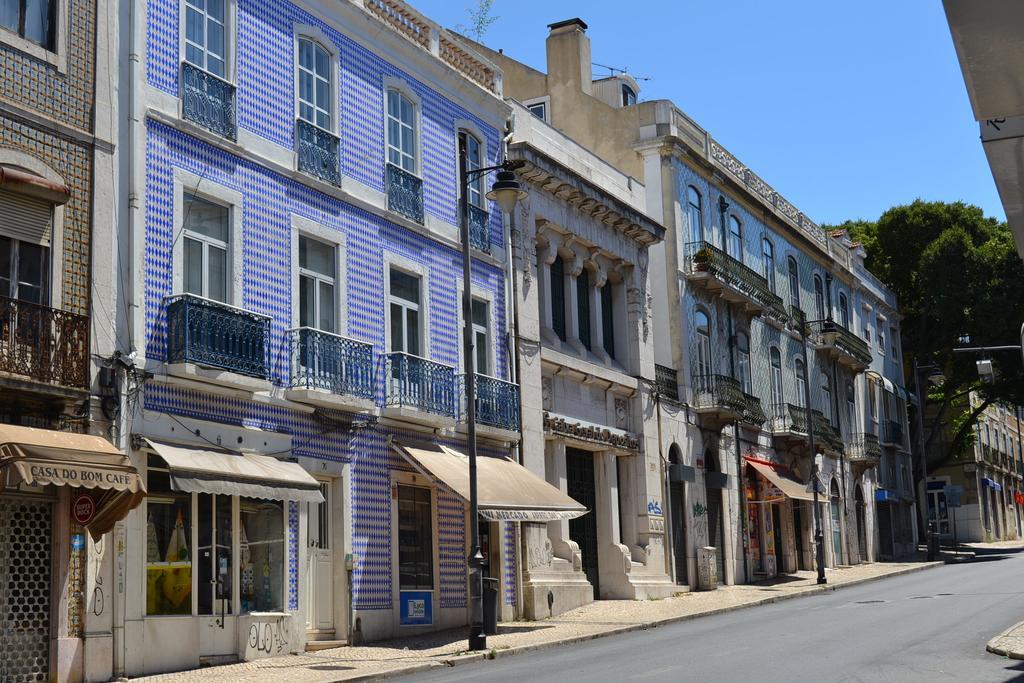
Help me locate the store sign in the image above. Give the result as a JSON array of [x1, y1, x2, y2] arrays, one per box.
[[72, 493, 96, 525], [543, 412, 640, 451], [400, 591, 433, 626]]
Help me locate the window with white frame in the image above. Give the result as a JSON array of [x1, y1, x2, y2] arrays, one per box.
[[386, 89, 417, 174], [770, 347, 784, 407], [794, 357, 807, 408], [728, 215, 743, 263], [813, 274, 825, 320], [762, 238, 775, 292], [388, 267, 420, 356], [736, 330, 751, 394], [787, 256, 799, 309], [297, 38, 332, 130], [694, 309, 712, 379], [838, 292, 849, 328], [687, 186, 703, 245], [890, 326, 898, 358], [846, 381, 856, 432], [0, 234, 49, 305], [878, 322, 885, 354], [868, 378, 878, 426], [459, 130, 484, 209], [621, 83, 637, 107], [821, 372, 832, 423], [183, 0, 228, 78], [298, 235, 336, 332], [526, 101, 546, 121], [182, 193, 229, 302], [0, 0, 56, 50], [471, 298, 489, 376]]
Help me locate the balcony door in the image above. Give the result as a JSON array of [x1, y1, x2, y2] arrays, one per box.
[[182, 193, 229, 303], [0, 235, 49, 305], [389, 268, 422, 400]]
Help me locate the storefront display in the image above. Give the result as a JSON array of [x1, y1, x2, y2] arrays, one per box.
[[240, 499, 284, 613]]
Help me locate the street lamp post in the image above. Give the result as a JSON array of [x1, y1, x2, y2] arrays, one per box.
[[797, 308, 827, 584], [912, 357, 942, 560], [459, 150, 525, 652]]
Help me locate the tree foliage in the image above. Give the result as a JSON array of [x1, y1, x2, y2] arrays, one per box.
[[826, 200, 1024, 467], [454, 0, 499, 42]]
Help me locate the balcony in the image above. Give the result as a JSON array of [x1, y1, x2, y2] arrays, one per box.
[[284, 327, 375, 412], [387, 163, 424, 224], [655, 364, 680, 402], [0, 295, 88, 391], [683, 241, 788, 321], [461, 373, 520, 441], [468, 204, 490, 254], [165, 294, 270, 389], [383, 352, 456, 426], [806, 320, 872, 371], [739, 392, 767, 428], [181, 62, 236, 140], [847, 433, 882, 466], [296, 120, 341, 186], [880, 419, 905, 449], [692, 374, 746, 424], [769, 403, 843, 456]]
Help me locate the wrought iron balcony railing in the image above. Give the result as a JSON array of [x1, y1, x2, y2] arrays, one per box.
[[296, 119, 341, 186], [165, 294, 270, 378], [181, 62, 236, 140], [384, 352, 456, 417], [683, 241, 788, 321], [655, 364, 680, 401], [880, 419, 904, 448], [464, 373, 519, 432], [769, 403, 843, 453], [806, 320, 872, 369], [387, 163, 424, 224], [0, 295, 89, 389], [287, 327, 374, 399], [847, 433, 882, 463], [693, 374, 746, 417], [740, 392, 767, 427], [468, 204, 490, 253]]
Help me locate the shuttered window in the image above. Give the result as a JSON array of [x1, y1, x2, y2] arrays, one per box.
[[0, 189, 53, 247]]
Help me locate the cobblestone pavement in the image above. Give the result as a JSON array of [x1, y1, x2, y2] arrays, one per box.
[[132, 559, 940, 683]]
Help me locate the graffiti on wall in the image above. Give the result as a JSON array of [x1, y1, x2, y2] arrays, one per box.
[[244, 618, 292, 659], [691, 501, 708, 547]]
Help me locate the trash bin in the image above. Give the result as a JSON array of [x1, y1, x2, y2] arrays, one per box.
[[697, 546, 718, 591], [483, 577, 499, 635]]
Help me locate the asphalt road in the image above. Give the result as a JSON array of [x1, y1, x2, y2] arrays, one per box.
[[407, 549, 1024, 682]]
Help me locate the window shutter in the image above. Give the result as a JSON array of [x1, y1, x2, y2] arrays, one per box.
[[0, 190, 53, 247]]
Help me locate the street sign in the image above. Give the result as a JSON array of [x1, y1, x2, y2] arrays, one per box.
[[944, 485, 964, 508]]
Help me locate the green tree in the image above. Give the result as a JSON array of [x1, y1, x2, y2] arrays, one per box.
[[826, 200, 1024, 469], [454, 0, 499, 42]]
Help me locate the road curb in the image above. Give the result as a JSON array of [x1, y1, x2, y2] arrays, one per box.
[[986, 623, 1024, 660]]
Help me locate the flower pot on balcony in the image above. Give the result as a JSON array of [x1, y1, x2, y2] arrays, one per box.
[[693, 249, 712, 272]]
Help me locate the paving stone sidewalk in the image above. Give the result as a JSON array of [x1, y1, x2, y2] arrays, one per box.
[[133, 560, 940, 683]]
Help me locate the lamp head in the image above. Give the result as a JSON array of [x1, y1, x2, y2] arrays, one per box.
[[486, 167, 527, 214]]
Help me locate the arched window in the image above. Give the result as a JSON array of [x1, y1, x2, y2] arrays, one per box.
[[298, 38, 333, 130], [787, 256, 799, 309], [736, 330, 751, 394], [794, 357, 807, 408], [669, 443, 683, 465], [838, 292, 849, 328], [728, 215, 743, 263], [846, 381, 856, 432], [813, 274, 825, 320], [821, 372, 832, 423], [687, 186, 703, 245], [762, 238, 775, 292], [695, 309, 712, 380], [769, 347, 783, 407]]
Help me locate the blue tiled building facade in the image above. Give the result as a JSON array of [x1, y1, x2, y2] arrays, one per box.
[[124, 0, 517, 670]]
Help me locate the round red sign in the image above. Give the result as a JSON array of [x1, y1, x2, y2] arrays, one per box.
[[72, 493, 95, 525]]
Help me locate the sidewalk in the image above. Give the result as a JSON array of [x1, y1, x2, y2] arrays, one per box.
[[133, 560, 941, 683]]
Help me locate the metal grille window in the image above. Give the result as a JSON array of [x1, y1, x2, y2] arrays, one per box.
[[471, 298, 489, 375], [397, 485, 433, 590], [0, 0, 55, 50], [728, 215, 743, 263], [687, 186, 703, 244], [550, 256, 566, 342], [298, 38, 332, 130], [298, 236, 336, 333], [386, 89, 417, 174], [0, 498, 52, 683], [182, 193, 229, 302], [787, 256, 799, 309], [184, 0, 227, 78], [0, 235, 49, 304], [576, 268, 591, 351], [389, 268, 420, 356]]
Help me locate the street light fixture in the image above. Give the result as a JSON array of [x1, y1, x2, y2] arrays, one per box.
[[460, 154, 525, 652], [796, 308, 827, 585], [913, 358, 943, 560]]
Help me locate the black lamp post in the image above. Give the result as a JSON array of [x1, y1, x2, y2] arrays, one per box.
[[459, 149, 525, 652], [796, 307, 827, 585], [912, 358, 944, 559]]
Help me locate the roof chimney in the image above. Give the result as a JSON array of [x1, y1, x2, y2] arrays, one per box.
[[546, 18, 591, 96]]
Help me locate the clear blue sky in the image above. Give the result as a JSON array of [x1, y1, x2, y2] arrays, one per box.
[[413, 0, 1004, 226]]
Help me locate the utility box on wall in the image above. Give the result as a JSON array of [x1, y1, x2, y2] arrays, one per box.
[[697, 546, 718, 590]]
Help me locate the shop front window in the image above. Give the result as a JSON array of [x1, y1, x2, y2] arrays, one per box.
[[240, 499, 285, 613], [146, 456, 193, 616]]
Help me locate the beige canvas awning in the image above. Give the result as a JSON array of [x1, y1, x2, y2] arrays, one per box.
[[393, 442, 588, 522], [143, 438, 324, 504], [746, 459, 816, 502], [0, 424, 146, 540]]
